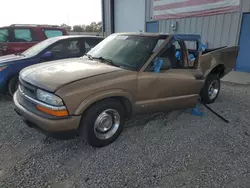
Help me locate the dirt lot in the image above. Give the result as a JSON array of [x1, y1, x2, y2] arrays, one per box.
[[0, 83, 250, 188]]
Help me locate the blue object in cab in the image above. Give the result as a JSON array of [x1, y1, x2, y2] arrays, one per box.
[[153, 58, 163, 73], [0, 36, 103, 96], [200, 42, 207, 52], [175, 41, 207, 61], [175, 51, 181, 60]]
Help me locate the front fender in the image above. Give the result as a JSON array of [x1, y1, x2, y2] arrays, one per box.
[[74, 89, 134, 115]]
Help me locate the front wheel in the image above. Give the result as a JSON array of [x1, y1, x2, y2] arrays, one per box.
[[79, 99, 125, 147], [8, 76, 19, 97], [200, 74, 220, 104]]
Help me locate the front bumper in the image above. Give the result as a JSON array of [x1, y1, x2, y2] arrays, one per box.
[[13, 92, 81, 139]]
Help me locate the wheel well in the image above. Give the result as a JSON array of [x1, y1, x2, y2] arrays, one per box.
[[7, 74, 18, 85], [210, 64, 225, 78], [84, 96, 133, 118], [114, 96, 133, 117]]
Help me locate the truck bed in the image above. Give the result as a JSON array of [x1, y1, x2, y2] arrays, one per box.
[[188, 46, 227, 56], [202, 46, 227, 55], [199, 46, 239, 78]]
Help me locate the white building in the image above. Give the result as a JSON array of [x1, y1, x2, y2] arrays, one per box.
[[101, 0, 250, 72]]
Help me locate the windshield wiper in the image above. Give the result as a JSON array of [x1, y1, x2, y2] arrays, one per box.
[[92, 56, 118, 67], [85, 53, 93, 60], [15, 52, 25, 57], [85, 54, 119, 67]]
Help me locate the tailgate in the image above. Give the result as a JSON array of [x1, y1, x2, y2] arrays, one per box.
[[199, 46, 239, 78]]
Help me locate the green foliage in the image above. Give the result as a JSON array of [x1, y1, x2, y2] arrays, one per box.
[[72, 25, 85, 32], [60, 24, 72, 32], [61, 22, 102, 32]]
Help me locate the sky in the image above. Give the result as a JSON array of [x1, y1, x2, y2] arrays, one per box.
[[0, 0, 101, 27]]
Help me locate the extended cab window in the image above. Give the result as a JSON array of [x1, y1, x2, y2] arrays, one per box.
[[0, 29, 9, 42], [14, 29, 33, 42], [44, 29, 63, 38]]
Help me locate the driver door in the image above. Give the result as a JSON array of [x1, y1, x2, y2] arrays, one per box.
[[135, 38, 205, 114]]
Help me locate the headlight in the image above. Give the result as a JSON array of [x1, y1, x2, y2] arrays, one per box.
[[0, 66, 7, 71], [36, 89, 64, 106]]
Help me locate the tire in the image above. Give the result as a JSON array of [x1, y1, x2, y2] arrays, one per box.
[[8, 76, 19, 97], [200, 73, 220, 104], [79, 99, 126, 147]]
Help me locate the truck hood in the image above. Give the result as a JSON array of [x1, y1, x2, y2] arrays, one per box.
[[20, 58, 122, 92], [0, 54, 26, 65]]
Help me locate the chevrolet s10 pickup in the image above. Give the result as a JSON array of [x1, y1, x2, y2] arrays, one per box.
[[14, 33, 238, 147]]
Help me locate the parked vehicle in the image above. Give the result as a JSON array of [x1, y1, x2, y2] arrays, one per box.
[[0, 35, 104, 96], [14, 33, 238, 147], [0, 24, 68, 56]]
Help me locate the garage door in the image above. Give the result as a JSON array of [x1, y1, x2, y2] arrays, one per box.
[[236, 13, 250, 72], [146, 21, 159, 33], [114, 0, 145, 33]]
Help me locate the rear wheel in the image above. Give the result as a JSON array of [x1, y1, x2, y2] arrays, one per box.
[[79, 99, 125, 147], [200, 74, 220, 104], [8, 76, 19, 97]]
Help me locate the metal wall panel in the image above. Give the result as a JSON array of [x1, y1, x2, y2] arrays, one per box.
[[158, 12, 241, 48], [144, 0, 246, 48], [241, 0, 250, 13], [105, 0, 244, 47], [146, 0, 154, 22]]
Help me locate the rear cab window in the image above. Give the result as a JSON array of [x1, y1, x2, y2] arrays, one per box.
[[13, 28, 34, 42], [183, 40, 199, 67], [44, 29, 63, 38], [84, 38, 103, 53], [0, 28, 9, 42], [49, 39, 83, 58]]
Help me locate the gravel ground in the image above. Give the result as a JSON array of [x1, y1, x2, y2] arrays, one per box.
[[0, 82, 250, 188]]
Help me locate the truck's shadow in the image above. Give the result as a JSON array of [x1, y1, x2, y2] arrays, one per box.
[[0, 94, 12, 102]]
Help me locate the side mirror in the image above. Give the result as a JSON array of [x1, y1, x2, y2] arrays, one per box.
[[41, 51, 53, 60]]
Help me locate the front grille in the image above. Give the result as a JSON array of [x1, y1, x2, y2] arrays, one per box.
[[19, 78, 36, 99]]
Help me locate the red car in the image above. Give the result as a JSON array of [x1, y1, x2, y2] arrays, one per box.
[[0, 24, 68, 56]]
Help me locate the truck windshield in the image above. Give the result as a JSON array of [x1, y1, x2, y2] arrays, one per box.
[[87, 34, 160, 70], [22, 37, 59, 57]]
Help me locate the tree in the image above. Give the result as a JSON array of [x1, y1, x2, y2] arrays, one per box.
[[60, 24, 71, 32], [96, 21, 102, 32], [72, 25, 85, 32], [69, 22, 102, 33], [85, 22, 102, 32]]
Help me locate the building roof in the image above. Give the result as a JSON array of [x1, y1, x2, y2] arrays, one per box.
[[52, 35, 104, 40], [112, 32, 201, 40]]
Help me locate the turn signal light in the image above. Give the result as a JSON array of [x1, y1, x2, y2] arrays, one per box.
[[36, 105, 69, 117]]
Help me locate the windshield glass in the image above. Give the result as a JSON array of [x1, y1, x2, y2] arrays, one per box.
[[87, 34, 160, 70], [23, 37, 59, 57]]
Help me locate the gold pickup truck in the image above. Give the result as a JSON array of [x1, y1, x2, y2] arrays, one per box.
[[14, 33, 238, 147]]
